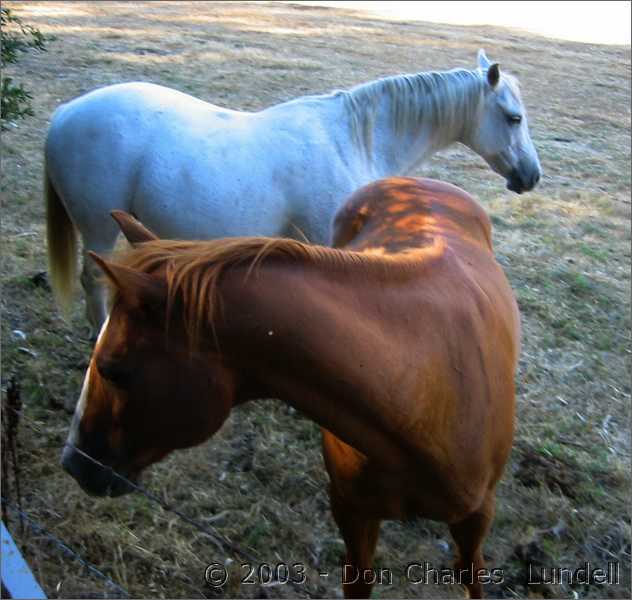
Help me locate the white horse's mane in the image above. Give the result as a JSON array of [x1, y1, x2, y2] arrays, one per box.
[[341, 68, 513, 155]]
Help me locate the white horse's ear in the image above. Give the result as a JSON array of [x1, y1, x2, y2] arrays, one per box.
[[111, 210, 159, 245], [478, 49, 491, 70], [487, 63, 500, 88]]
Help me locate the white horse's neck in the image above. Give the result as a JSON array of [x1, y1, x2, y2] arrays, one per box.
[[343, 69, 485, 176]]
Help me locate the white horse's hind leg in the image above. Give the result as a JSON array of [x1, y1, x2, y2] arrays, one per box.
[[80, 254, 108, 339], [80, 230, 119, 339]]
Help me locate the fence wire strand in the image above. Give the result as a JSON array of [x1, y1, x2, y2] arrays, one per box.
[[1, 497, 130, 599], [6, 405, 256, 562], [65, 442, 258, 562], [4, 404, 319, 597]]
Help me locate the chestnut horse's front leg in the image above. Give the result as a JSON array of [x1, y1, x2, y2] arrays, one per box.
[[329, 492, 381, 599], [321, 429, 381, 598]]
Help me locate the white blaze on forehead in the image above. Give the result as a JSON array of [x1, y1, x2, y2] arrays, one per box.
[[67, 364, 91, 445], [67, 315, 110, 445], [96, 314, 111, 346]]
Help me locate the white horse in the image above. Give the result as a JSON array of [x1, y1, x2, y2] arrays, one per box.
[[45, 50, 541, 336]]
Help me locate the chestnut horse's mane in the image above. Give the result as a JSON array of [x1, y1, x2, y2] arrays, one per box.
[[109, 236, 406, 345]]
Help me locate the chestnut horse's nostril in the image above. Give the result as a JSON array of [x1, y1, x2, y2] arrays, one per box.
[[61, 444, 136, 497], [60, 445, 113, 497], [61, 444, 98, 484], [60, 444, 80, 477]]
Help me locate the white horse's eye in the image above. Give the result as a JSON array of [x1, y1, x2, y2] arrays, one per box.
[[507, 114, 522, 125]]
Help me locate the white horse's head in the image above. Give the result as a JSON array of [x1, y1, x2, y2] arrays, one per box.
[[466, 50, 542, 194]]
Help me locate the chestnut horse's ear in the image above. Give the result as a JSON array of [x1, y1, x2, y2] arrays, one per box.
[[88, 252, 165, 308], [487, 63, 500, 88], [111, 210, 159, 245]]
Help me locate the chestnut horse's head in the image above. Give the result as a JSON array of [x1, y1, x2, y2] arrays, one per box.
[[61, 214, 236, 496]]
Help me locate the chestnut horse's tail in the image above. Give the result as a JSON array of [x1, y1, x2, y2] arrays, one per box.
[[45, 165, 77, 316]]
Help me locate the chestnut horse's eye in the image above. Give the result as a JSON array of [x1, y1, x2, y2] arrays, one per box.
[[96, 357, 132, 387]]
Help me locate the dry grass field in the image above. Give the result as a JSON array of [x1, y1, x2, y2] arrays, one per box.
[[1, 2, 630, 598]]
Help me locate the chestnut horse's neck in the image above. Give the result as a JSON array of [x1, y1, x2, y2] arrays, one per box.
[[214, 249, 439, 467]]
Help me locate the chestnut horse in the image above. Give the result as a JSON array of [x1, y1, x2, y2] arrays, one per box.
[[61, 178, 520, 598]]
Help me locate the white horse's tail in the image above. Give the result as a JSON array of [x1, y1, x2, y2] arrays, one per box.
[[45, 164, 77, 316]]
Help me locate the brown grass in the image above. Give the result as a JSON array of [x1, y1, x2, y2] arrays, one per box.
[[1, 2, 630, 598]]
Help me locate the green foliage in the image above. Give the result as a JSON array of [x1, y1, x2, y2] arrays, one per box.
[[1, 7, 51, 128], [1, 77, 34, 121]]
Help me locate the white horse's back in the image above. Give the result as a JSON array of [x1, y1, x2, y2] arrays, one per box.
[[46, 82, 250, 232], [46, 82, 343, 240]]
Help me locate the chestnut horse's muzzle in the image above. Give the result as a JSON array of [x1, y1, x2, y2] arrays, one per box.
[[61, 444, 136, 497]]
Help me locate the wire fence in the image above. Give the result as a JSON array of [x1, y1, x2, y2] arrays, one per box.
[[2, 401, 318, 598], [65, 442, 258, 561], [1, 498, 130, 599]]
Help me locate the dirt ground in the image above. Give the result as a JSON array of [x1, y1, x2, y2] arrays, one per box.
[[1, 2, 630, 598]]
